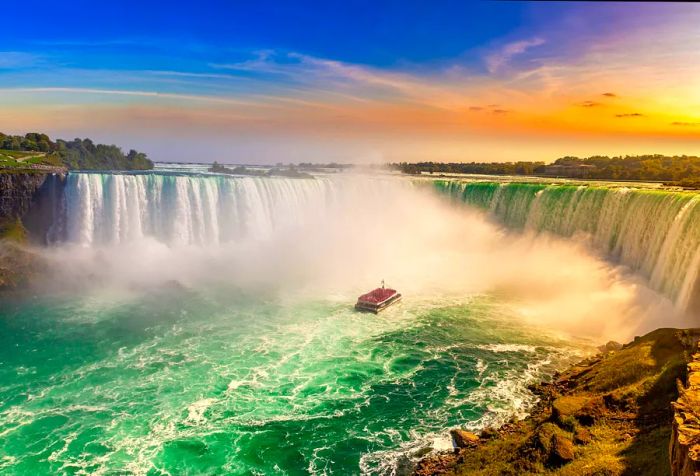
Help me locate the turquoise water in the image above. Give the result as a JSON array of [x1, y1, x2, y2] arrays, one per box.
[[0, 289, 582, 475]]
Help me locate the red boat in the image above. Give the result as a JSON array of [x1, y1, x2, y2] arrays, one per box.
[[355, 281, 402, 313]]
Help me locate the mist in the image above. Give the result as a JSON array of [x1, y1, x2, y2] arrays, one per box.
[[26, 174, 686, 342]]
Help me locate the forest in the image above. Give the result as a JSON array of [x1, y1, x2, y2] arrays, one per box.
[[0, 132, 153, 171], [391, 155, 700, 187]]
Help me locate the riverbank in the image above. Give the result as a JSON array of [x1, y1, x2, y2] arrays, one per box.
[[415, 328, 700, 475]]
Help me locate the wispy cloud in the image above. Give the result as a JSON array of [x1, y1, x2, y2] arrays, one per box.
[[602, 92, 617, 98], [615, 113, 645, 118], [579, 101, 601, 108], [485, 38, 545, 74], [0, 87, 262, 107], [671, 121, 700, 127]]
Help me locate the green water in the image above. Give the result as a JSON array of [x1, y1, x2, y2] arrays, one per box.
[[0, 289, 582, 475]]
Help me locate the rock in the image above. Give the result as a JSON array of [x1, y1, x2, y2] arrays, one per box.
[[573, 427, 592, 445], [552, 395, 605, 427], [551, 434, 575, 463], [480, 427, 499, 440], [536, 422, 575, 467], [450, 429, 479, 448], [598, 340, 623, 353], [414, 452, 458, 476], [671, 345, 700, 476], [393, 454, 414, 475]]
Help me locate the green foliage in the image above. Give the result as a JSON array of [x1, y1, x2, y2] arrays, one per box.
[[0, 132, 153, 171], [56, 139, 153, 170], [551, 155, 700, 182], [393, 155, 700, 186], [392, 161, 546, 176]]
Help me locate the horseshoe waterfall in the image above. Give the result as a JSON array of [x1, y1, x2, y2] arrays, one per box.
[[434, 180, 700, 312], [1, 171, 697, 475]]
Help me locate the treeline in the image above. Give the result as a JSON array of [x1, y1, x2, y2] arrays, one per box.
[[392, 155, 700, 186], [391, 161, 546, 176], [0, 132, 153, 171], [549, 155, 700, 182], [209, 162, 312, 179]]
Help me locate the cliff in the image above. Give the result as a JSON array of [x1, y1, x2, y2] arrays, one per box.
[[0, 170, 64, 294], [0, 169, 67, 242], [670, 343, 700, 476], [1, 171, 52, 220], [415, 328, 700, 476]]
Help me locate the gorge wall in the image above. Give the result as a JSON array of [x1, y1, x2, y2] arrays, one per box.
[[0, 171, 67, 243], [670, 341, 700, 476]]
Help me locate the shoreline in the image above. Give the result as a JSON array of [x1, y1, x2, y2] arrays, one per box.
[[414, 328, 700, 476]]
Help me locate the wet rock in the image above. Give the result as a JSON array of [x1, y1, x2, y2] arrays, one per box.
[[413, 452, 458, 476], [393, 454, 414, 475], [450, 429, 479, 448]]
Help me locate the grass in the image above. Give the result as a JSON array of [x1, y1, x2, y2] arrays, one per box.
[[0, 149, 63, 170], [0, 218, 28, 243], [434, 328, 700, 476]]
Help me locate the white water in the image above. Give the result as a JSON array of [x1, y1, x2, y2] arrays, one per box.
[[62, 172, 368, 246], [435, 181, 700, 313], [35, 171, 688, 341]]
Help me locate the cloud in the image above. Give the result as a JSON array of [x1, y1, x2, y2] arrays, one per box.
[[0, 87, 264, 107], [468, 104, 512, 115], [615, 113, 644, 118], [602, 92, 618, 98], [485, 37, 546, 74], [579, 101, 601, 107], [670, 121, 700, 127]]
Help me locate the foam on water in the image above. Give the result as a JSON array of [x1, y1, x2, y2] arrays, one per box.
[[0, 292, 585, 475], [2, 171, 686, 474]]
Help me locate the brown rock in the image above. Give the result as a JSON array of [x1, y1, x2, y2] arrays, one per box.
[[480, 427, 499, 440], [551, 434, 575, 464], [597, 340, 622, 353], [552, 395, 605, 427], [414, 452, 458, 476], [450, 429, 479, 448], [574, 427, 592, 445]]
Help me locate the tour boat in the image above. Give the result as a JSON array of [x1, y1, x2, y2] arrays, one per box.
[[355, 281, 402, 313]]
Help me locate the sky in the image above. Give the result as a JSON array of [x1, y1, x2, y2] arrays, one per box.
[[0, 1, 699, 164]]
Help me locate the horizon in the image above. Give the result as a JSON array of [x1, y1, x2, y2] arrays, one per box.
[[1, 1, 699, 164]]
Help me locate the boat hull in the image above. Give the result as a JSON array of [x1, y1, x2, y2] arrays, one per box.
[[355, 293, 402, 313]]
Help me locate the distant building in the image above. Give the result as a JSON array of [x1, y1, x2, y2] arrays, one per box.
[[543, 163, 596, 178]]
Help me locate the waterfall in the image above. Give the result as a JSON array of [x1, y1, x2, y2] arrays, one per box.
[[54, 172, 396, 247], [433, 180, 700, 310]]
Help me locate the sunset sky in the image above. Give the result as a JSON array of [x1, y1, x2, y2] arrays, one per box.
[[1, 1, 699, 164]]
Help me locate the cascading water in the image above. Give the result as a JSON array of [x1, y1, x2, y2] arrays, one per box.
[[433, 180, 700, 311], [58, 172, 354, 246], [1, 171, 683, 475], [52, 171, 424, 250]]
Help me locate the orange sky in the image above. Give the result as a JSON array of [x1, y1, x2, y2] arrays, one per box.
[[0, 4, 699, 163]]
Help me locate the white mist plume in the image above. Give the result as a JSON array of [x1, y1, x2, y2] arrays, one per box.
[[37, 173, 686, 341]]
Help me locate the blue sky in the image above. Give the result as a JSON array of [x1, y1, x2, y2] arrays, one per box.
[[2, 1, 526, 69], [1, 1, 699, 163]]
